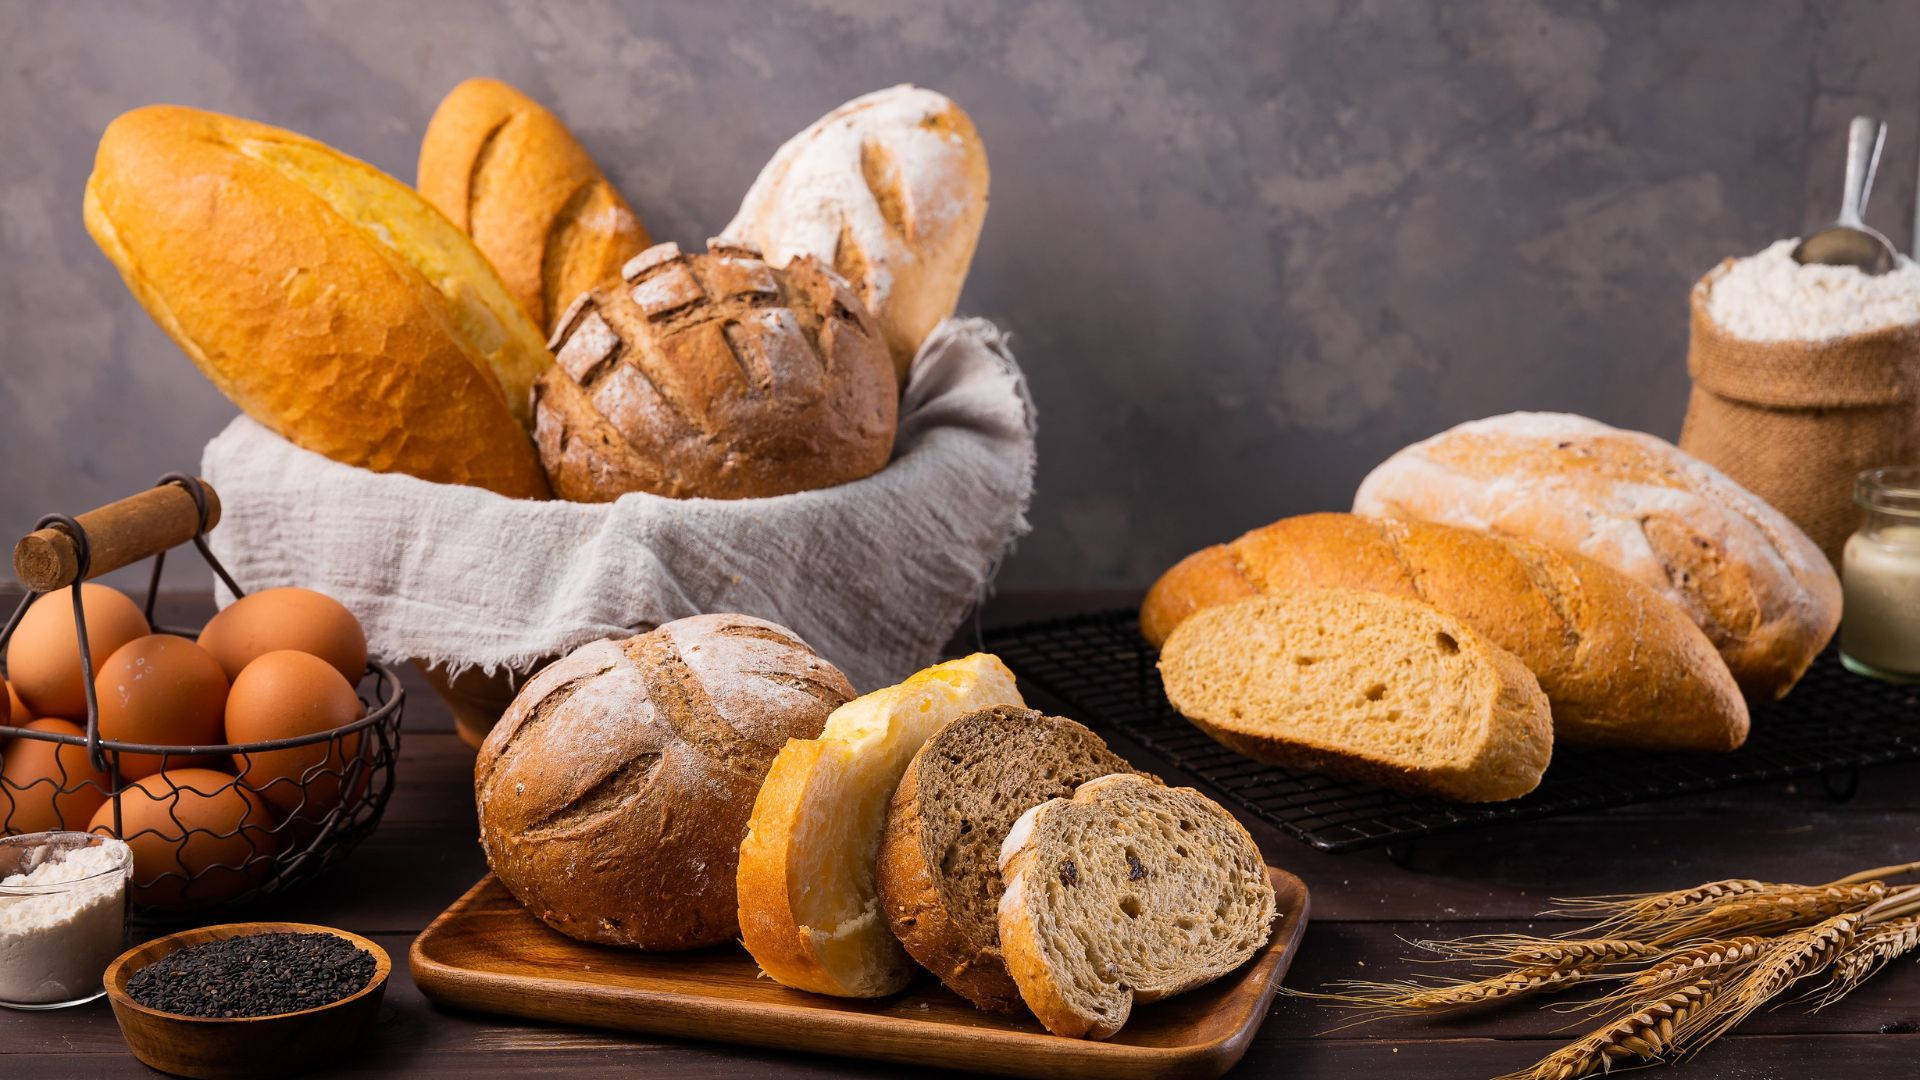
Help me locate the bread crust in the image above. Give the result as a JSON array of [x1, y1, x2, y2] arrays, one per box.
[[534, 240, 898, 500], [475, 615, 851, 949], [722, 85, 989, 381], [86, 105, 552, 498], [1142, 513, 1749, 752], [1352, 412, 1841, 698], [418, 78, 651, 334]]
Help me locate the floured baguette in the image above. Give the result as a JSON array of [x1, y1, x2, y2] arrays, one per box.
[[1158, 591, 1553, 802], [877, 705, 1142, 1011], [737, 654, 1024, 997], [997, 774, 1275, 1039]]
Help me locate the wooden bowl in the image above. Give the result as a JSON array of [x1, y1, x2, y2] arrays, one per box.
[[103, 921, 389, 1078]]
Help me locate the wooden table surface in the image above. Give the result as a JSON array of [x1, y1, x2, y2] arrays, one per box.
[[5, 590, 1917, 1079]]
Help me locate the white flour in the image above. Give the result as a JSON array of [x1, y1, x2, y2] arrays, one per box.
[[1705, 238, 1920, 342], [0, 839, 131, 1005]]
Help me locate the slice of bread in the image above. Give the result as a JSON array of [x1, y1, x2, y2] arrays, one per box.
[[996, 774, 1276, 1039], [737, 653, 1025, 997], [1157, 591, 1553, 803], [877, 706, 1143, 1011]]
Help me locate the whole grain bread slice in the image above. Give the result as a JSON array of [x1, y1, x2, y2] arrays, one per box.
[[1157, 590, 1553, 802], [996, 774, 1276, 1039], [877, 706, 1142, 1011]]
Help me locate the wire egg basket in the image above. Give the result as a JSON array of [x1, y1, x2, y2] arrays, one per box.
[[1, 475, 403, 918]]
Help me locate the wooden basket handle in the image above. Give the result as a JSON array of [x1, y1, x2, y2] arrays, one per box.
[[12, 478, 222, 592]]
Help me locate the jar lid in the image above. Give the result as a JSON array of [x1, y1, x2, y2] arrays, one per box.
[[1855, 466, 1920, 519]]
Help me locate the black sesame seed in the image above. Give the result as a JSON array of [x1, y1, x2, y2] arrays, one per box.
[[126, 932, 375, 1019]]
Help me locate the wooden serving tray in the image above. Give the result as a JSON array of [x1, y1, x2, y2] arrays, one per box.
[[410, 868, 1309, 1079]]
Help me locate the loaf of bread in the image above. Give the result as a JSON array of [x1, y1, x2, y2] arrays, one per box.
[[1353, 412, 1842, 699], [877, 706, 1141, 1011], [85, 106, 553, 498], [535, 238, 898, 500], [722, 85, 990, 382], [418, 77, 652, 334], [1142, 513, 1749, 751], [474, 615, 853, 949], [737, 654, 1024, 997], [997, 774, 1275, 1039], [1158, 592, 1554, 802]]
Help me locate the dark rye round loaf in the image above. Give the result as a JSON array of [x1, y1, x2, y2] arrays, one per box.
[[875, 706, 1142, 1011], [474, 614, 853, 949]]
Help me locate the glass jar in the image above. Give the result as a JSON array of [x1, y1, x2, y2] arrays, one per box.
[[0, 831, 133, 1009], [1841, 466, 1920, 682]]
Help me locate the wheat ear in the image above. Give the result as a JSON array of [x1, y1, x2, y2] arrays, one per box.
[[1645, 883, 1886, 944], [1675, 913, 1861, 1051], [1573, 936, 1769, 1016], [1493, 981, 1716, 1080], [1413, 936, 1662, 969], [1807, 914, 1920, 1010]]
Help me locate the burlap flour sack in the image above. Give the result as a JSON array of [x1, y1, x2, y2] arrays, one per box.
[[1681, 260, 1920, 565], [200, 318, 1035, 738]]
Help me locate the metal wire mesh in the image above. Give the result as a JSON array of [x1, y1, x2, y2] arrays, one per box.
[[983, 610, 1920, 853]]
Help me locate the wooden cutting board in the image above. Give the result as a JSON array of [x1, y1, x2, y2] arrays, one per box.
[[410, 867, 1309, 1079]]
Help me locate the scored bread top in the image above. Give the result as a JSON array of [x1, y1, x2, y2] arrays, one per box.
[[1352, 411, 1841, 698], [876, 705, 1141, 1011], [85, 105, 553, 497], [534, 238, 898, 500], [417, 77, 652, 334], [995, 774, 1275, 1039], [1141, 513, 1749, 751], [474, 614, 852, 949], [1157, 590, 1553, 803]]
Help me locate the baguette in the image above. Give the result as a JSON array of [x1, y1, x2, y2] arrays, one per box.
[[1158, 591, 1554, 802], [876, 705, 1141, 1011], [722, 85, 989, 382], [996, 774, 1275, 1039], [736, 654, 1024, 997], [1142, 513, 1749, 751], [1353, 412, 1842, 698], [85, 105, 552, 497], [418, 77, 652, 334]]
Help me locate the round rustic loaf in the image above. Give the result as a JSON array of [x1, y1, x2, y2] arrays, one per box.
[[533, 238, 899, 500], [474, 614, 854, 949]]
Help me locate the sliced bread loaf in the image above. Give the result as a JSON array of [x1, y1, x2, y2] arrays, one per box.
[[877, 706, 1142, 1011], [996, 773, 1276, 1039], [1157, 591, 1553, 802], [736, 653, 1025, 998]]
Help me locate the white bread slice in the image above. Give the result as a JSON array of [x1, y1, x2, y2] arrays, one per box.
[[737, 653, 1025, 997], [996, 774, 1276, 1039], [1157, 590, 1553, 802]]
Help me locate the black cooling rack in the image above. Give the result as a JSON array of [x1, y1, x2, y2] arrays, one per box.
[[981, 610, 1920, 854]]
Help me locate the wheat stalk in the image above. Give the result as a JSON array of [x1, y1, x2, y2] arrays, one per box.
[[1493, 981, 1715, 1080]]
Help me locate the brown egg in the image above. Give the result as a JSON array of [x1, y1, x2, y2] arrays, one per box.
[[4, 584, 149, 720], [86, 767, 275, 908], [225, 650, 365, 814], [197, 587, 368, 684], [4, 678, 29, 727], [1, 718, 113, 834], [94, 634, 229, 780]]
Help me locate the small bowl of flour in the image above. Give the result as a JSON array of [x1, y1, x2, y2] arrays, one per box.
[[1, 832, 133, 1009], [1704, 237, 1920, 342]]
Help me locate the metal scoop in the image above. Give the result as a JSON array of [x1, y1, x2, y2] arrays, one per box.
[[1794, 116, 1897, 274]]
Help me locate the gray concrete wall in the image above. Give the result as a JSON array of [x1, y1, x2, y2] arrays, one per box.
[[2, 0, 1912, 593]]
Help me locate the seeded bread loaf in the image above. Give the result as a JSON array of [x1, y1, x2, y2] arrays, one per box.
[[418, 77, 652, 334], [722, 85, 990, 381], [876, 706, 1142, 1011], [85, 105, 554, 498], [534, 238, 898, 500], [996, 774, 1276, 1039], [736, 654, 1024, 997], [474, 615, 853, 949], [1158, 591, 1554, 802], [1353, 412, 1842, 698], [1141, 513, 1749, 751]]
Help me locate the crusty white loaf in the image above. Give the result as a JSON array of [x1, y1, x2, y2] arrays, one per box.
[[722, 85, 989, 382], [1353, 412, 1842, 699]]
